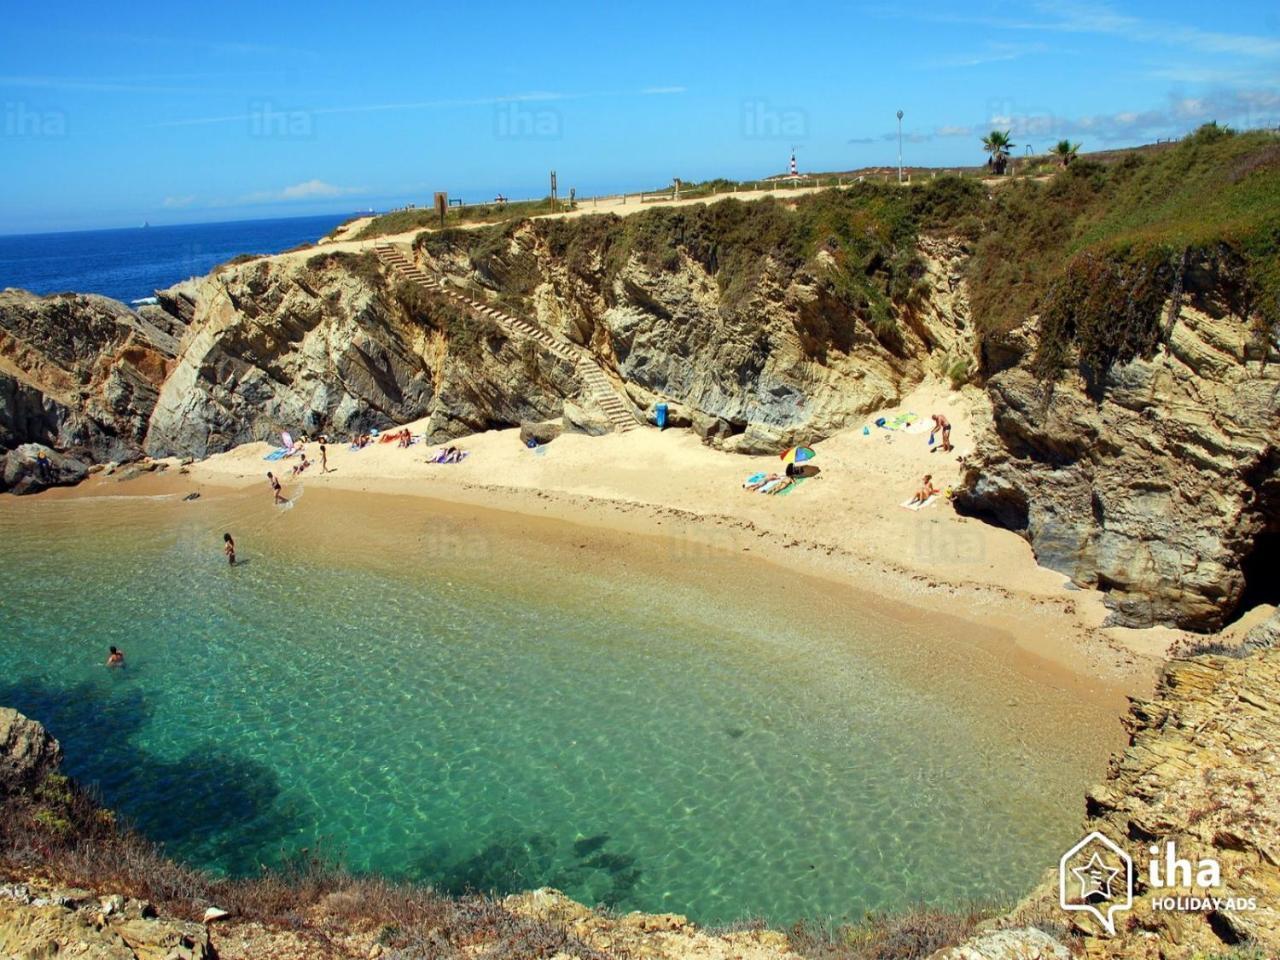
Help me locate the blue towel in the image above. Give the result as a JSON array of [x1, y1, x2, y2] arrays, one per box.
[[263, 448, 287, 461]]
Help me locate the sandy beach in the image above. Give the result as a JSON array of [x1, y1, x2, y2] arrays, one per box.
[[55, 377, 1260, 715]]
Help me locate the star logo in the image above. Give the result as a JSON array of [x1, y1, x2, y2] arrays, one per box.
[[1059, 831, 1134, 935], [1072, 851, 1123, 900]]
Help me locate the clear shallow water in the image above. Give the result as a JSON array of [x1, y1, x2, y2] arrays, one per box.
[[0, 213, 352, 304], [0, 488, 1113, 923]]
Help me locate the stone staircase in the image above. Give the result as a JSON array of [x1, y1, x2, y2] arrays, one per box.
[[375, 243, 640, 432]]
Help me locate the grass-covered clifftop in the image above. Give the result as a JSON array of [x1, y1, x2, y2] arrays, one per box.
[[410, 126, 1277, 392], [967, 125, 1279, 385]]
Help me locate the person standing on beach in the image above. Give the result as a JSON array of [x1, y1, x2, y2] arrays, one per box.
[[319, 439, 328, 473], [267, 471, 285, 505], [929, 413, 953, 452], [223, 532, 237, 565]]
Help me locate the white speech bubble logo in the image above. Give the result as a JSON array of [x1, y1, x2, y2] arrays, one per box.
[[1060, 831, 1133, 935]]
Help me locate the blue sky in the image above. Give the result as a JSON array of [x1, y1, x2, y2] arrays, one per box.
[[2, 0, 1277, 233]]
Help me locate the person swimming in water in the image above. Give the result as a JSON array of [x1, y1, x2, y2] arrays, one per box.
[[106, 646, 125, 667], [223, 532, 236, 565], [267, 471, 285, 505]]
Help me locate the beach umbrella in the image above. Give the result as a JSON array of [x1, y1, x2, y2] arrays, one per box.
[[779, 446, 816, 465]]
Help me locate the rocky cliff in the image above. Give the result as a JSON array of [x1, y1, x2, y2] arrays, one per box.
[[987, 646, 1280, 960], [416, 207, 973, 454], [0, 289, 181, 490], [955, 297, 1279, 631]]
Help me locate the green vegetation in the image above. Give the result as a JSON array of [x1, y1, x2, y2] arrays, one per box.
[[393, 280, 499, 360], [1050, 139, 1081, 167], [353, 197, 563, 240], [982, 130, 1015, 175], [384, 126, 1280, 385], [968, 124, 1280, 381], [423, 176, 986, 358]]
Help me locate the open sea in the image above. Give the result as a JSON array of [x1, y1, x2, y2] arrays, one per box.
[[0, 213, 354, 305], [0, 485, 1118, 924]]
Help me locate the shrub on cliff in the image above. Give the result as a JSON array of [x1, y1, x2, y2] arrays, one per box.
[[969, 125, 1280, 382]]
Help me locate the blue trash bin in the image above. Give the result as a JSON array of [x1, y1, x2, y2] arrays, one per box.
[[655, 403, 669, 430]]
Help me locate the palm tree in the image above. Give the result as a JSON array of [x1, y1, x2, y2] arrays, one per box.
[[982, 130, 1015, 175], [1051, 139, 1081, 167]]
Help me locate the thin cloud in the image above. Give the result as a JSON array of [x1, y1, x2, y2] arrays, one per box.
[[152, 87, 682, 128], [162, 195, 197, 209], [871, 1, 1280, 59], [0, 74, 203, 94], [240, 180, 365, 204], [920, 41, 1049, 69], [854, 87, 1280, 147]]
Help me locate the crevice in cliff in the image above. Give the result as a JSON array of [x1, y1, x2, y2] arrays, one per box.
[[1229, 530, 1280, 624]]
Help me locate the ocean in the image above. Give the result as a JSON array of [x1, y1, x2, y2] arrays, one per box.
[[0, 213, 354, 305], [0, 484, 1116, 923]]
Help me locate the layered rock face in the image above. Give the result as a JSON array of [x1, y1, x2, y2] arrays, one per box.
[[0, 289, 180, 487], [957, 303, 1280, 630], [420, 219, 973, 453], [986, 648, 1280, 960], [142, 252, 581, 459]]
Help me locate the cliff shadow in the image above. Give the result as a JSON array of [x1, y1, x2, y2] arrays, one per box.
[[0, 678, 298, 875]]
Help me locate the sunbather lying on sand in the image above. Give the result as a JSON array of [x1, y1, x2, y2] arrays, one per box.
[[743, 472, 782, 491]]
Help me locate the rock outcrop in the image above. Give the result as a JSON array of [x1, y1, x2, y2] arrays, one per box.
[[142, 251, 582, 458], [0, 289, 180, 477], [0, 706, 62, 793], [417, 217, 974, 453], [957, 303, 1280, 630], [971, 647, 1280, 959], [0, 883, 214, 960]]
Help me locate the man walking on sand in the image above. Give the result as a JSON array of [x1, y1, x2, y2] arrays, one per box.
[[267, 471, 285, 505], [929, 413, 953, 453]]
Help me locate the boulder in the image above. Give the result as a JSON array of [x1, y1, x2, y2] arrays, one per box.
[[0, 885, 213, 960], [0, 443, 89, 494], [562, 399, 613, 436], [519, 420, 563, 446], [0, 707, 61, 792]]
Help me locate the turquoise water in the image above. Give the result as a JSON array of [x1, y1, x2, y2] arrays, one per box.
[[0, 487, 1114, 923]]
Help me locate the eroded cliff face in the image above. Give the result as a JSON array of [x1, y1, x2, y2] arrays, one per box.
[[0, 289, 180, 476], [956, 298, 1280, 630], [988, 647, 1280, 960], [142, 250, 582, 459], [418, 218, 974, 453]]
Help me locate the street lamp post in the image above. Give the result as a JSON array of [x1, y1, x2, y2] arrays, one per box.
[[896, 110, 904, 183]]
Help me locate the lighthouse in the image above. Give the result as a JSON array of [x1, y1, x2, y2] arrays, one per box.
[[789, 149, 798, 178]]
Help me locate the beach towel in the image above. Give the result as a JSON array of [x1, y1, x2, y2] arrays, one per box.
[[774, 477, 807, 497], [900, 494, 937, 511], [742, 472, 767, 488], [263, 448, 287, 461], [873, 412, 919, 432]]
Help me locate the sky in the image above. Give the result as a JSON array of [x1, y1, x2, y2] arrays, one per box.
[[1, 0, 1277, 234]]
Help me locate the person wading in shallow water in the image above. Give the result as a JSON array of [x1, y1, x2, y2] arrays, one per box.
[[267, 471, 285, 505], [223, 532, 237, 566], [106, 646, 125, 667]]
